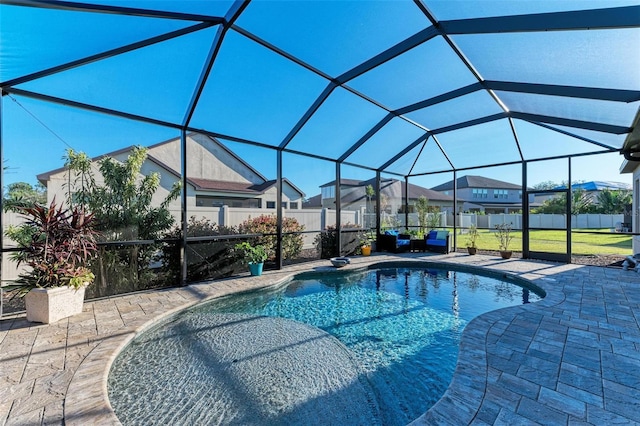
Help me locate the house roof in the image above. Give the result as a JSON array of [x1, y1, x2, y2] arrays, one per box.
[[302, 194, 322, 208], [320, 177, 454, 205], [431, 175, 524, 191], [404, 181, 454, 202], [554, 181, 632, 191]]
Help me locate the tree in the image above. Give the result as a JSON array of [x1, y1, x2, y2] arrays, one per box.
[[571, 188, 595, 215], [596, 189, 632, 215], [64, 146, 181, 297], [532, 188, 595, 215], [365, 184, 375, 228], [532, 180, 558, 191], [3, 181, 47, 212], [415, 196, 429, 235], [237, 215, 304, 261]]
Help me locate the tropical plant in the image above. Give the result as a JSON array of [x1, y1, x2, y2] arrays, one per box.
[[237, 215, 304, 260], [494, 222, 513, 251], [234, 242, 267, 264], [532, 189, 595, 215], [365, 184, 376, 229], [426, 210, 441, 231], [596, 189, 632, 214], [63, 146, 181, 297], [5, 201, 99, 296], [466, 224, 479, 249], [415, 195, 429, 234]]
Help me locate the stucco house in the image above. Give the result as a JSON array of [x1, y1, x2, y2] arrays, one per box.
[[430, 175, 528, 214], [37, 133, 305, 212], [312, 177, 459, 213]]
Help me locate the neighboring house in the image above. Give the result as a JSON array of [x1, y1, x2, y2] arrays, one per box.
[[37, 133, 305, 212], [430, 175, 529, 214], [312, 178, 459, 213]]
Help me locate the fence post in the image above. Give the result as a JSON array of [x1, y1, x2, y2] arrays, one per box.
[[321, 208, 327, 231]]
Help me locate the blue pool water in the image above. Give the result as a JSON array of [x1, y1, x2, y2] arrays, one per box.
[[108, 266, 542, 425]]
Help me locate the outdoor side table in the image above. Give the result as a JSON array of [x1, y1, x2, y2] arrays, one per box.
[[410, 239, 426, 252]]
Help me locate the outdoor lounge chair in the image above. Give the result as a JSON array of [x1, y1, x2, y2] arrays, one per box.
[[425, 230, 450, 254], [378, 230, 411, 253]]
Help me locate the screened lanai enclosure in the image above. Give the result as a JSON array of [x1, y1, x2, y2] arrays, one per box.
[[1, 1, 639, 315]]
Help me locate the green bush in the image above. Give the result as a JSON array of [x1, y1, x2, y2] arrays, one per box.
[[314, 224, 366, 259], [162, 216, 243, 283], [237, 215, 304, 260]]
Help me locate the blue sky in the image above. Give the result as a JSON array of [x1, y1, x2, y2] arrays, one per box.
[[2, 0, 638, 198]]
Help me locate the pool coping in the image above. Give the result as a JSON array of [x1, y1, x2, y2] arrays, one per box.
[[3, 252, 639, 425]]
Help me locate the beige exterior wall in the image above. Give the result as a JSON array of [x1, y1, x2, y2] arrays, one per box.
[[148, 134, 264, 185]]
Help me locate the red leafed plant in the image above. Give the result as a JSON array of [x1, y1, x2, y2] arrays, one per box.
[[5, 201, 100, 296]]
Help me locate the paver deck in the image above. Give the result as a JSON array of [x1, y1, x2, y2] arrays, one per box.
[[1, 253, 639, 425]]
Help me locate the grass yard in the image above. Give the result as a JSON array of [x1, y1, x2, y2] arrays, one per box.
[[461, 228, 632, 255]]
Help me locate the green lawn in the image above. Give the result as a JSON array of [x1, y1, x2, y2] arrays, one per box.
[[460, 228, 632, 255]]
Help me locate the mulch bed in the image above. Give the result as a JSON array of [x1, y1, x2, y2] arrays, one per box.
[[455, 249, 626, 269]]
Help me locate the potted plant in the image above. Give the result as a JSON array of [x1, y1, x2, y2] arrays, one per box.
[[466, 224, 479, 255], [5, 201, 99, 323], [359, 233, 372, 256], [235, 242, 267, 276], [494, 222, 513, 259]]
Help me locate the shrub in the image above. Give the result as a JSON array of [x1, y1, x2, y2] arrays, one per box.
[[237, 215, 304, 260], [5, 201, 99, 296], [162, 216, 241, 283], [314, 224, 366, 259]]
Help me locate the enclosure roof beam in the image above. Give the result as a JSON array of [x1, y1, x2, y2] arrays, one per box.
[[378, 133, 430, 171], [6, 87, 182, 130], [394, 83, 483, 115], [2, 0, 225, 22], [529, 121, 619, 151], [439, 5, 640, 34], [336, 26, 439, 84], [485, 81, 640, 103], [338, 114, 394, 162], [278, 83, 337, 150], [183, 1, 248, 127], [431, 113, 506, 134], [511, 112, 631, 135], [1, 22, 217, 89]]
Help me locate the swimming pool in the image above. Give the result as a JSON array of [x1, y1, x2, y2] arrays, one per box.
[[108, 265, 543, 425]]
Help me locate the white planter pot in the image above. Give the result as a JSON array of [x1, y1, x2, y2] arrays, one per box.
[[25, 285, 87, 324]]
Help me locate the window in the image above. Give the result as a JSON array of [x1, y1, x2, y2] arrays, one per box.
[[494, 189, 508, 199], [266, 201, 276, 209], [472, 188, 488, 199], [281, 202, 287, 208], [443, 191, 449, 195], [289, 202, 298, 209], [321, 186, 335, 199], [519, 190, 522, 200], [195, 196, 261, 208]]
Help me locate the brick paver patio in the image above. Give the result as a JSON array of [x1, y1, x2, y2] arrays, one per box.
[[1, 253, 639, 425]]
